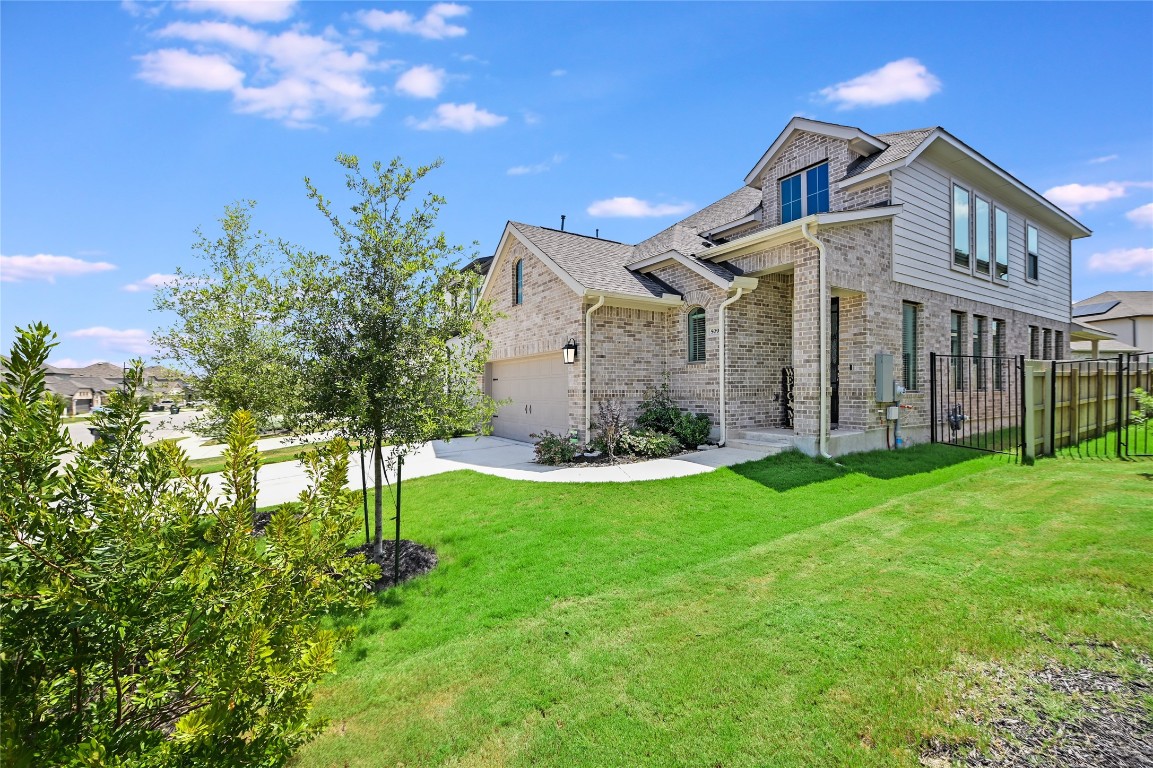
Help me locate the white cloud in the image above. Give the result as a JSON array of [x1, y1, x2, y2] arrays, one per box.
[[586, 197, 695, 218], [507, 154, 565, 176], [122, 1, 162, 18], [818, 58, 942, 109], [136, 48, 245, 91], [69, 327, 155, 356], [1125, 203, 1153, 228], [1, 253, 117, 283], [1043, 182, 1130, 214], [551, 69, 567, 77], [358, 3, 469, 39], [395, 65, 446, 99], [1087, 247, 1153, 276], [174, 0, 298, 23], [408, 102, 506, 131], [122, 273, 179, 292], [140, 21, 380, 126], [1089, 154, 1119, 164]]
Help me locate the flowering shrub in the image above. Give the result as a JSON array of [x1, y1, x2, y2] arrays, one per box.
[[531, 430, 578, 465]]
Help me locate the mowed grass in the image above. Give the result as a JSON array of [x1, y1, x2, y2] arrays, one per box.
[[293, 446, 1153, 768]]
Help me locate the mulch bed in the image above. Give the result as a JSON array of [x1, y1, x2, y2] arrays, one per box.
[[546, 448, 702, 468], [921, 652, 1153, 767], [345, 540, 438, 592]]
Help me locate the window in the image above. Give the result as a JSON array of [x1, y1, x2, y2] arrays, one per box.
[[994, 208, 1009, 282], [687, 307, 706, 363], [1042, 328, 1053, 360], [780, 162, 829, 224], [902, 302, 919, 391], [513, 259, 523, 305], [950, 311, 966, 389], [1029, 325, 1040, 359], [992, 319, 1006, 390], [953, 184, 971, 269], [973, 315, 987, 389], [1054, 330, 1065, 360], [1026, 224, 1040, 281], [974, 197, 991, 276]]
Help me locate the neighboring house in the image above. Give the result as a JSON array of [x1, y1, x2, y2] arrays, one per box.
[[475, 117, 1090, 455], [17, 361, 191, 415], [1070, 291, 1152, 357]]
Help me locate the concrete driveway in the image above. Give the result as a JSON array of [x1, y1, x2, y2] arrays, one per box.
[[208, 436, 778, 508]]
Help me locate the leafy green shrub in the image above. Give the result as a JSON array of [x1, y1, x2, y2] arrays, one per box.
[[620, 428, 682, 458], [636, 380, 679, 434], [673, 411, 711, 448], [1132, 387, 1153, 425], [531, 430, 578, 465]]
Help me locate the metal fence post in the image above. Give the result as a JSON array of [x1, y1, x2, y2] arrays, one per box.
[[929, 352, 937, 445]]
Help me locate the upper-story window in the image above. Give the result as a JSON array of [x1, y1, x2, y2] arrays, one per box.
[[953, 184, 971, 269], [687, 307, 706, 363], [994, 207, 1009, 282], [513, 259, 524, 305], [780, 162, 829, 224], [974, 197, 991, 276], [1026, 224, 1040, 281]]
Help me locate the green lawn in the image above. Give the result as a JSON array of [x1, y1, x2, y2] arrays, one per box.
[[293, 446, 1153, 767], [185, 440, 364, 474]]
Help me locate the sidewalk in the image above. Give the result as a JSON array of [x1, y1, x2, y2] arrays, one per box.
[[204, 436, 778, 508]]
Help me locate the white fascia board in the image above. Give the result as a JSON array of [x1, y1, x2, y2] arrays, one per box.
[[744, 117, 888, 188], [699, 206, 903, 263], [478, 223, 587, 304], [1070, 322, 1116, 341], [627, 249, 734, 289], [583, 289, 683, 311], [866, 129, 1092, 239]]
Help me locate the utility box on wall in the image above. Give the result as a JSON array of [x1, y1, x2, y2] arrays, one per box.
[[875, 353, 895, 401]]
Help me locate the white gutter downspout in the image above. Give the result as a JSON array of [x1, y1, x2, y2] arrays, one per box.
[[717, 287, 747, 446], [584, 294, 606, 442], [800, 219, 833, 459]]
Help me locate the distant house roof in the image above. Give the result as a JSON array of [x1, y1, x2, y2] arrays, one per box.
[[1072, 291, 1153, 322]]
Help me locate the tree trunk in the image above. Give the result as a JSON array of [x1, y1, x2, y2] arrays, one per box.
[[372, 433, 384, 557]]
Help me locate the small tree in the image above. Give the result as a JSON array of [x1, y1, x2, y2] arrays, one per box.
[[0, 324, 376, 766], [153, 201, 302, 437], [594, 398, 629, 464], [291, 156, 498, 565]]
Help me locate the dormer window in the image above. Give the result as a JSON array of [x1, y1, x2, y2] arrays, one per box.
[[780, 162, 829, 224]]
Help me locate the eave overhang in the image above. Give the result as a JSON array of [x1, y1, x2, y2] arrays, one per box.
[[745, 117, 888, 189], [697, 206, 904, 264]]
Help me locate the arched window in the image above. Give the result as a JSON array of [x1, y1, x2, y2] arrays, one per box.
[[513, 259, 524, 305], [687, 307, 706, 362]]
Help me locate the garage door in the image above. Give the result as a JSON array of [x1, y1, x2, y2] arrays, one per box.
[[490, 355, 569, 442]]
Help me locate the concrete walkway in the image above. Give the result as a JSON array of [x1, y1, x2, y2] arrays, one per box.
[[206, 436, 777, 508]]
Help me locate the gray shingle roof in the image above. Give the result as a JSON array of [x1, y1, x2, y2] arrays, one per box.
[[1073, 291, 1153, 321], [509, 223, 673, 298], [844, 128, 935, 179], [634, 187, 762, 260]]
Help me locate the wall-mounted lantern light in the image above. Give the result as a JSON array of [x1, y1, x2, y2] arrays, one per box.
[[562, 338, 578, 365]]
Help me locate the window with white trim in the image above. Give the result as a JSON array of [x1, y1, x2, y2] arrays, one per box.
[[953, 183, 971, 269], [994, 207, 1009, 282], [974, 197, 991, 276], [780, 162, 829, 224], [1026, 224, 1040, 281]]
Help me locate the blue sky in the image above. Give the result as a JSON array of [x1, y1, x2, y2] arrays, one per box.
[[2, 1, 1151, 367]]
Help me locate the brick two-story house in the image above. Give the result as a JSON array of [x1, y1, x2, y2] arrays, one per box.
[[475, 117, 1090, 455]]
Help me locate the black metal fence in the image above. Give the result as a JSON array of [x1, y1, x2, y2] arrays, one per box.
[[1051, 353, 1152, 458], [930, 353, 1024, 456]]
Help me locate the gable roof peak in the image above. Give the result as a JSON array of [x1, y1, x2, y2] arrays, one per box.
[[745, 117, 889, 188]]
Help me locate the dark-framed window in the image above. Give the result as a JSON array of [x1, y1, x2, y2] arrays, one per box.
[[1029, 325, 1040, 359], [953, 183, 971, 269], [780, 162, 829, 224], [1026, 224, 1040, 281], [992, 318, 1006, 390], [902, 302, 919, 391], [973, 315, 987, 389], [687, 307, 706, 363], [994, 207, 1009, 282], [513, 259, 524, 305], [1042, 328, 1053, 360], [974, 197, 991, 276], [950, 311, 966, 389]]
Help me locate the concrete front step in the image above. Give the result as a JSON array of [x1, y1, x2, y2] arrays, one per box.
[[723, 439, 791, 455]]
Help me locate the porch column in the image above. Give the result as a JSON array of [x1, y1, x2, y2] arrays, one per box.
[[790, 244, 822, 439]]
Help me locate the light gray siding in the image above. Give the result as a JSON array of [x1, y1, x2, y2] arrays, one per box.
[[889, 158, 1071, 323]]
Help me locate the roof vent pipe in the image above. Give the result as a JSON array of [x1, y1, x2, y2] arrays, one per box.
[[560, 214, 566, 232], [595, 228, 599, 239]]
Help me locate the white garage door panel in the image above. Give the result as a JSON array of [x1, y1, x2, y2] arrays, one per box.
[[491, 355, 568, 442]]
